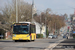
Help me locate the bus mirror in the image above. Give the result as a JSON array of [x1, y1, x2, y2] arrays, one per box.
[[11, 26, 12, 29]]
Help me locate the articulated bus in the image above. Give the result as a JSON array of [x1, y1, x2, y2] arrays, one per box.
[[12, 22, 36, 42]]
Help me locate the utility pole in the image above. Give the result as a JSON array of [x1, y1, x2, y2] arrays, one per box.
[[40, 15, 41, 35], [32, 0, 34, 23], [16, 0, 18, 23], [50, 21, 52, 33], [45, 15, 47, 38], [55, 23, 56, 35], [74, 8, 75, 15]]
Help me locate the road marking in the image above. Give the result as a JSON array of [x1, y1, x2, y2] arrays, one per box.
[[44, 39, 66, 50]]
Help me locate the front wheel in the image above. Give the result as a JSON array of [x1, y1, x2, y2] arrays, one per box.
[[14, 40, 17, 42], [32, 36, 35, 41]]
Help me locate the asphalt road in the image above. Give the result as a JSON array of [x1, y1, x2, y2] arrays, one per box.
[[0, 37, 63, 50], [53, 37, 75, 50]]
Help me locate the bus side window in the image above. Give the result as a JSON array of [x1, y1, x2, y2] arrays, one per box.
[[30, 24, 36, 33], [33, 25, 36, 33]]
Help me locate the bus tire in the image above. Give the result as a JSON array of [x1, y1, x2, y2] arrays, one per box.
[[34, 36, 35, 41], [14, 40, 17, 42], [32, 36, 35, 41]]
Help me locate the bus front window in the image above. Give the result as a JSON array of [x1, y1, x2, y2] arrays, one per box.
[[13, 25, 29, 34]]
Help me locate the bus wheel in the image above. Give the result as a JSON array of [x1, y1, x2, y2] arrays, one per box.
[[14, 40, 17, 42], [33, 36, 35, 41]]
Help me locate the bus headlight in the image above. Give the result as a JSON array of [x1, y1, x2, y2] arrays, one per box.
[[13, 35, 16, 37]]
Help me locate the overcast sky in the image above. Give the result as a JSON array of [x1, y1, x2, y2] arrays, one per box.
[[0, 0, 75, 17]]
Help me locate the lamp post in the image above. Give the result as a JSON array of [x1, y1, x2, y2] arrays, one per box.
[[40, 15, 41, 24]]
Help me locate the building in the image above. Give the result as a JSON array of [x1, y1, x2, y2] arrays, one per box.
[[41, 25, 46, 38], [70, 14, 75, 24], [33, 20, 46, 38], [70, 14, 75, 36], [5, 31, 11, 39], [33, 21, 41, 34]]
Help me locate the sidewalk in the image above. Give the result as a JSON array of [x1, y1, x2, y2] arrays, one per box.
[[0, 39, 12, 41], [68, 37, 73, 39]]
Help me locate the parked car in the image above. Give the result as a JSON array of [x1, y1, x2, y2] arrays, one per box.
[[61, 34, 64, 36], [53, 35, 58, 38], [48, 35, 53, 39], [63, 35, 68, 39], [63, 35, 66, 38]]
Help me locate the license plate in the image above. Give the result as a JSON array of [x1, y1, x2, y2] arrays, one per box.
[[19, 38, 23, 40]]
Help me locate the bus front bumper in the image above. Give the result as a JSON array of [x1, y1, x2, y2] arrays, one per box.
[[12, 37, 30, 40]]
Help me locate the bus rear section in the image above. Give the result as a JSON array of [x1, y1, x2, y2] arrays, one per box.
[[12, 23, 36, 42]]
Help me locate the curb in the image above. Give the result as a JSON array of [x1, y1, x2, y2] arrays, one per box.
[[0, 39, 12, 41]]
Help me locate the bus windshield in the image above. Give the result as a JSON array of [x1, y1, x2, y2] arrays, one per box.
[[13, 25, 29, 34]]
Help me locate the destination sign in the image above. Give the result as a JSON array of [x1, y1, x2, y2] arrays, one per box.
[[22, 24, 28, 25], [15, 23, 28, 25], [15, 24, 21, 25]]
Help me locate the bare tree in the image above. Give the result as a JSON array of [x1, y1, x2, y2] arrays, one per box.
[[0, 0, 32, 31]]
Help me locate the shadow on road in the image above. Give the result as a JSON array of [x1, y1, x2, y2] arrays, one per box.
[[17, 46, 46, 49], [61, 39, 75, 43], [0, 40, 34, 42], [49, 42, 57, 43], [54, 39, 75, 49]]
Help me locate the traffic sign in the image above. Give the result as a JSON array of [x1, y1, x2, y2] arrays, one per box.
[[73, 31, 75, 33]]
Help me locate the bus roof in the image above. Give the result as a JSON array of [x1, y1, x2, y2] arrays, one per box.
[[19, 22, 31, 23], [18, 22, 35, 25]]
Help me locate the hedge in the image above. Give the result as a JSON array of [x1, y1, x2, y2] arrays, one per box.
[[36, 34, 43, 38]]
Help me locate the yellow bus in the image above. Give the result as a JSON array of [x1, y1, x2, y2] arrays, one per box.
[[12, 22, 36, 42]]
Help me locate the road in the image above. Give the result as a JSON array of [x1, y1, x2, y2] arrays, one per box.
[[0, 37, 63, 50], [53, 37, 75, 50]]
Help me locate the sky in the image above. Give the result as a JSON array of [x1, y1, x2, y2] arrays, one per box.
[[0, 0, 75, 17], [24, 0, 75, 17]]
